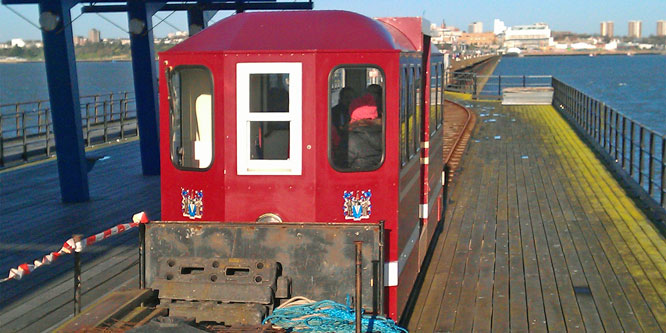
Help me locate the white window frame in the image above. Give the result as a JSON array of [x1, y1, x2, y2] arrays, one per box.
[[236, 62, 302, 175]]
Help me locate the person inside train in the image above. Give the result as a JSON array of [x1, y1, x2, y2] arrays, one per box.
[[331, 87, 355, 167], [347, 87, 383, 170]]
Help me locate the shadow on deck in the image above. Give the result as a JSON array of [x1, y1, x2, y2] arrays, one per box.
[[408, 101, 666, 332], [0, 139, 160, 332]]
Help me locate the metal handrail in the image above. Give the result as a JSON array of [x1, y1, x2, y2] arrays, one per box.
[[0, 92, 138, 168], [444, 72, 553, 97], [552, 78, 666, 209]]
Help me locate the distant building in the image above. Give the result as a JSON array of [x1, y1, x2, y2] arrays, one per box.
[[658, 20, 666, 37], [503, 23, 553, 50], [88, 28, 101, 43], [431, 24, 463, 45], [10, 38, 26, 47], [628, 20, 642, 38], [468, 21, 483, 33], [493, 19, 506, 35], [600, 21, 614, 37], [459, 32, 496, 47], [73, 35, 87, 46]]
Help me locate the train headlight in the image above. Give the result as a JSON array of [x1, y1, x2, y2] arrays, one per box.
[[256, 213, 282, 223]]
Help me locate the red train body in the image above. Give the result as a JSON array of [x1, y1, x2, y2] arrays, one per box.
[[155, 10, 446, 322]]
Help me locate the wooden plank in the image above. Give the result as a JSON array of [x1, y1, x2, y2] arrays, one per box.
[[512, 110, 548, 332], [518, 106, 566, 332], [408, 112, 484, 332], [452, 129, 497, 332], [539, 107, 665, 331], [491, 106, 510, 332], [433, 130, 487, 331]]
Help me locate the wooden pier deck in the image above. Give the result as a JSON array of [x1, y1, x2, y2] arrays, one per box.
[[408, 100, 666, 332], [0, 139, 160, 332]]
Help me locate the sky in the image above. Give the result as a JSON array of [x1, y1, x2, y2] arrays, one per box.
[[1, 0, 665, 42]]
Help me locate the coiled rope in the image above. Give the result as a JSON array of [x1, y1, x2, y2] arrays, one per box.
[[263, 296, 407, 333]]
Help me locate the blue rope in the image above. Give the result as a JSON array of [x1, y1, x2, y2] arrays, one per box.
[[263, 299, 407, 333]]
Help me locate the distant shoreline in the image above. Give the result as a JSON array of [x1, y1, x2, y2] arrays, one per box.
[[520, 50, 666, 57]]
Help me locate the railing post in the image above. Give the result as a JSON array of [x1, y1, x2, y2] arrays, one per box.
[[85, 102, 91, 146], [109, 93, 114, 121], [103, 100, 108, 142], [139, 223, 146, 289], [15, 104, 20, 137], [37, 102, 42, 134], [94, 95, 99, 123], [639, 127, 644, 186], [0, 114, 3, 167], [498, 75, 502, 96], [622, 117, 627, 169], [648, 132, 654, 196], [46, 113, 51, 156], [659, 136, 666, 207], [630, 121, 635, 179], [120, 99, 126, 140], [522, 75, 526, 88], [22, 111, 27, 162]]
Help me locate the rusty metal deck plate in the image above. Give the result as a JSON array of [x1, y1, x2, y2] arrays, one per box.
[[146, 221, 383, 314]]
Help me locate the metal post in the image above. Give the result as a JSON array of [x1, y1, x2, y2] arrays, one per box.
[[94, 95, 99, 123], [648, 132, 654, 195], [522, 75, 526, 88], [630, 121, 635, 178], [472, 73, 477, 96], [622, 117, 627, 169], [128, 1, 162, 176], [355, 241, 362, 333], [659, 136, 666, 207], [73, 234, 82, 315], [15, 104, 19, 137], [103, 100, 108, 142], [85, 102, 90, 146], [46, 116, 51, 156], [0, 114, 3, 167], [498, 75, 501, 96], [38, 0, 89, 202], [139, 223, 146, 289], [109, 93, 114, 120], [22, 112, 27, 161], [639, 127, 644, 186]]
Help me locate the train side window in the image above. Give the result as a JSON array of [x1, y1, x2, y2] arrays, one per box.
[[400, 67, 408, 165], [237, 62, 302, 175], [407, 67, 415, 158], [329, 65, 385, 171], [168, 65, 214, 170], [430, 64, 437, 136], [414, 65, 421, 154], [437, 62, 446, 128]]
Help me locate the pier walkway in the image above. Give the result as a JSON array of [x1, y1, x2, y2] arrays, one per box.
[[408, 97, 666, 332], [0, 140, 160, 332]]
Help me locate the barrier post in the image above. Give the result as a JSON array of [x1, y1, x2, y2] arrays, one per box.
[[73, 234, 83, 315], [354, 241, 362, 333], [139, 223, 146, 289]]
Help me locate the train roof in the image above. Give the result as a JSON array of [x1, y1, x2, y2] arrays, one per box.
[[165, 10, 404, 53]]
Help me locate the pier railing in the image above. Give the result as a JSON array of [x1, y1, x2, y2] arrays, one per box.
[[445, 72, 552, 98], [552, 78, 666, 211], [0, 92, 138, 168]]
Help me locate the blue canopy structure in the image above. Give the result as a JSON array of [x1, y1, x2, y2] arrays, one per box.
[[1, 0, 313, 203]]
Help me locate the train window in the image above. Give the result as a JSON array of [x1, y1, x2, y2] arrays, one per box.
[[400, 67, 408, 165], [329, 65, 385, 171], [430, 64, 437, 136], [437, 62, 446, 128], [237, 63, 302, 175], [414, 66, 421, 154], [407, 67, 415, 158], [168, 65, 214, 170]]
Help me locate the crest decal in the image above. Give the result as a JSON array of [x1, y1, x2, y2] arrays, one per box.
[[343, 190, 372, 221], [181, 188, 203, 219]]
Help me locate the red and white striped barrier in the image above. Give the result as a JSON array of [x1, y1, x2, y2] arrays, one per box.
[[0, 212, 149, 283]]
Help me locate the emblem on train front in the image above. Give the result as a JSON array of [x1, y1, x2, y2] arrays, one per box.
[[181, 188, 203, 219], [343, 190, 372, 221]]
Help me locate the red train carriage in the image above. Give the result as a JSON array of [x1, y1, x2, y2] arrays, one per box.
[[153, 10, 446, 324]]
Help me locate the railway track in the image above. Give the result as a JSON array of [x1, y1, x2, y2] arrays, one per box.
[[442, 99, 476, 183]]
